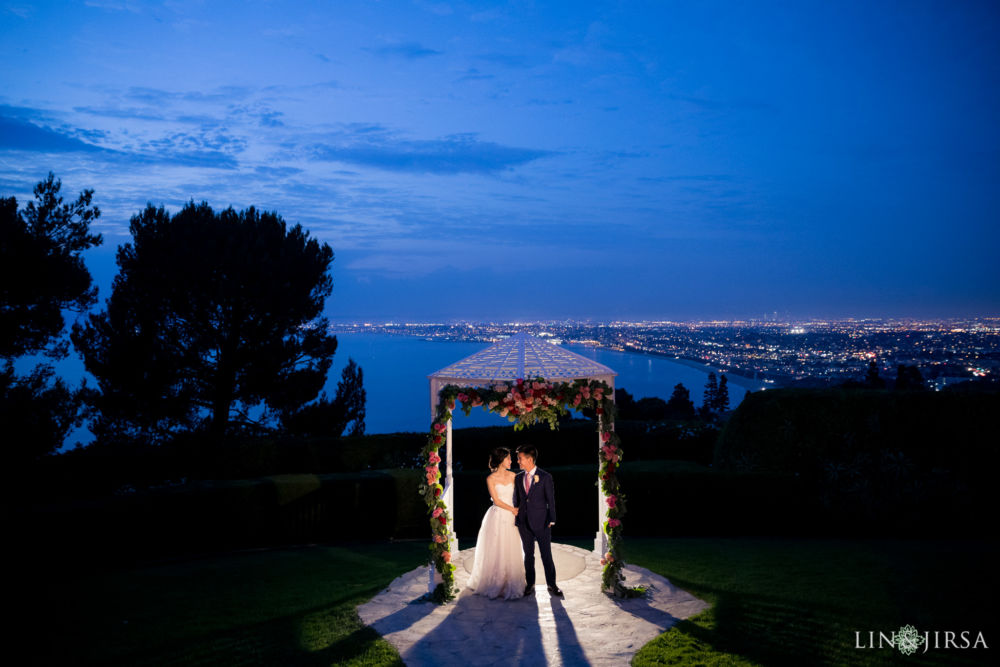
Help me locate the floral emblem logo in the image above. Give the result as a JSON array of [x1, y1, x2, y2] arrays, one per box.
[[895, 625, 926, 656]]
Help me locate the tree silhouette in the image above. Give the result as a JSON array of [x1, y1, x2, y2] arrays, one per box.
[[715, 374, 731, 412], [895, 364, 926, 391], [280, 357, 366, 437], [73, 201, 360, 445], [635, 396, 669, 421], [865, 360, 885, 389], [703, 372, 718, 410], [664, 382, 696, 420], [1, 173, 102, 358], [613, 387, 636, 420], [1, 173, 102, 460]]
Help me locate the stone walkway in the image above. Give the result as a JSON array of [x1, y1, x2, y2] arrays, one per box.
[[358, 543, 709, 666]]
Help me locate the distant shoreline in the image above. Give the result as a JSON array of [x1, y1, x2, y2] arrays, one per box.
[[563, 343, 769, 391], [338, 331, 772, 390]]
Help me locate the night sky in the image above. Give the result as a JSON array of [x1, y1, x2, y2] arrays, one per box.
[[2, 0, 998, 321]]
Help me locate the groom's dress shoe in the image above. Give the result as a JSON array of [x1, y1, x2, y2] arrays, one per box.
[[547, 585, 564, 597], [523, 585, 534, 596]]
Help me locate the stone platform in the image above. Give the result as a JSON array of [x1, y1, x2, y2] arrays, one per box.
[[358, 542, 709, 666]]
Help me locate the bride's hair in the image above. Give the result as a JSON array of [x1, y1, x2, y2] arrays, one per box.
[[488, 447, 510, 472]]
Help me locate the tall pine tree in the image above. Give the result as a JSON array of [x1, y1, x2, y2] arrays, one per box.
[[703, 372, 718, 411], [715, 374, 730, 412]]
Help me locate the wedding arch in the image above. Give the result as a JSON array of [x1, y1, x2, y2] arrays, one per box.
[[420, 332, 631, 602]]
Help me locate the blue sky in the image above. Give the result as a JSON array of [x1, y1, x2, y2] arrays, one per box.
[[2, 0, 998, 321]]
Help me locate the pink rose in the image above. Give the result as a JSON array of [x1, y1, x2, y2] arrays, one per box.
[[573, 395, 582, 406], [432, 507, 443, 518], [488, 400, 498, 408], [608, 519, 621, 528], [443, 551, 451, 563], [426, 465, 438, 474], [428, 452, 441, 464], [433, 422, 446, 434], [605, 552, 614, 562], [434, 534, 445, 543], [499, 408, 509, 417], [602, 432, 611, 443], [457, 393, 468, 402], [606, 495, 617, 508]]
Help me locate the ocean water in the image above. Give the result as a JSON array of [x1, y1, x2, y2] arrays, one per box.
[[29, 332, 765, 448], [331, 333, 765, 434]]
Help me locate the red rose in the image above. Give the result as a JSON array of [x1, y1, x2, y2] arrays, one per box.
[[438, 515, 447, 525], [434, 487, 442, 497]]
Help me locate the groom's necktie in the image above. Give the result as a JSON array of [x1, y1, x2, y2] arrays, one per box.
[[524, 473, 531, 494]]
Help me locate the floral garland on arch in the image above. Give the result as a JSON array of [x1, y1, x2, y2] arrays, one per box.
[[418, 377, 637, 603]]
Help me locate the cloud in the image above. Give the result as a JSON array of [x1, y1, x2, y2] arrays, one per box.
[[122, 85, 254, 106], [0, 112, 239, 169], [456, 68, 495, 83], [476, 53, 532, 68], [369, 42, 443, 59], [73, 105, 167, 121], [312, 131, 554, 175], [0, 116, 104, 153], [254, 165, 303, 178]]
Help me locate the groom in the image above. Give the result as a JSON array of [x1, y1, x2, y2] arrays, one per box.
[[513, 444, 563, 597]]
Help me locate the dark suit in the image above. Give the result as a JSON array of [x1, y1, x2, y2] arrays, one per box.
[[513, 467, 557, 588]]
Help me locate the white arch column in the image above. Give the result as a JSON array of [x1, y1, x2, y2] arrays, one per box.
[[594, 377, 614, 556], [428, 378, 458, 594]]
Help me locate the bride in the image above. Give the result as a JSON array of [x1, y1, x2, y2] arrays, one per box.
[[466, 447, 526, 599]]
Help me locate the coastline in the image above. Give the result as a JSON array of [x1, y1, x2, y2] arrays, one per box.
[[561, 343, 770, 391]]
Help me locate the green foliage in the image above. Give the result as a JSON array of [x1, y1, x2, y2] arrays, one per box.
[[715, 387, 998, 530], [24, 471, 408, 563], [72, 201, 352, 445]]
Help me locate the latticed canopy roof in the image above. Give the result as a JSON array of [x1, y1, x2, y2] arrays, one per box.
[[429, 332, 617, 385]]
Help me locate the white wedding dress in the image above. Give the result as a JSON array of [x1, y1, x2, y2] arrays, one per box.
[[466, 482, 526, 599]]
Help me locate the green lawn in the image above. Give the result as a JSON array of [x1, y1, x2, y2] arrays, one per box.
[[627, 538, 998, 666], [31, 538, 997, 665], [33, 541, 426, 665]]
